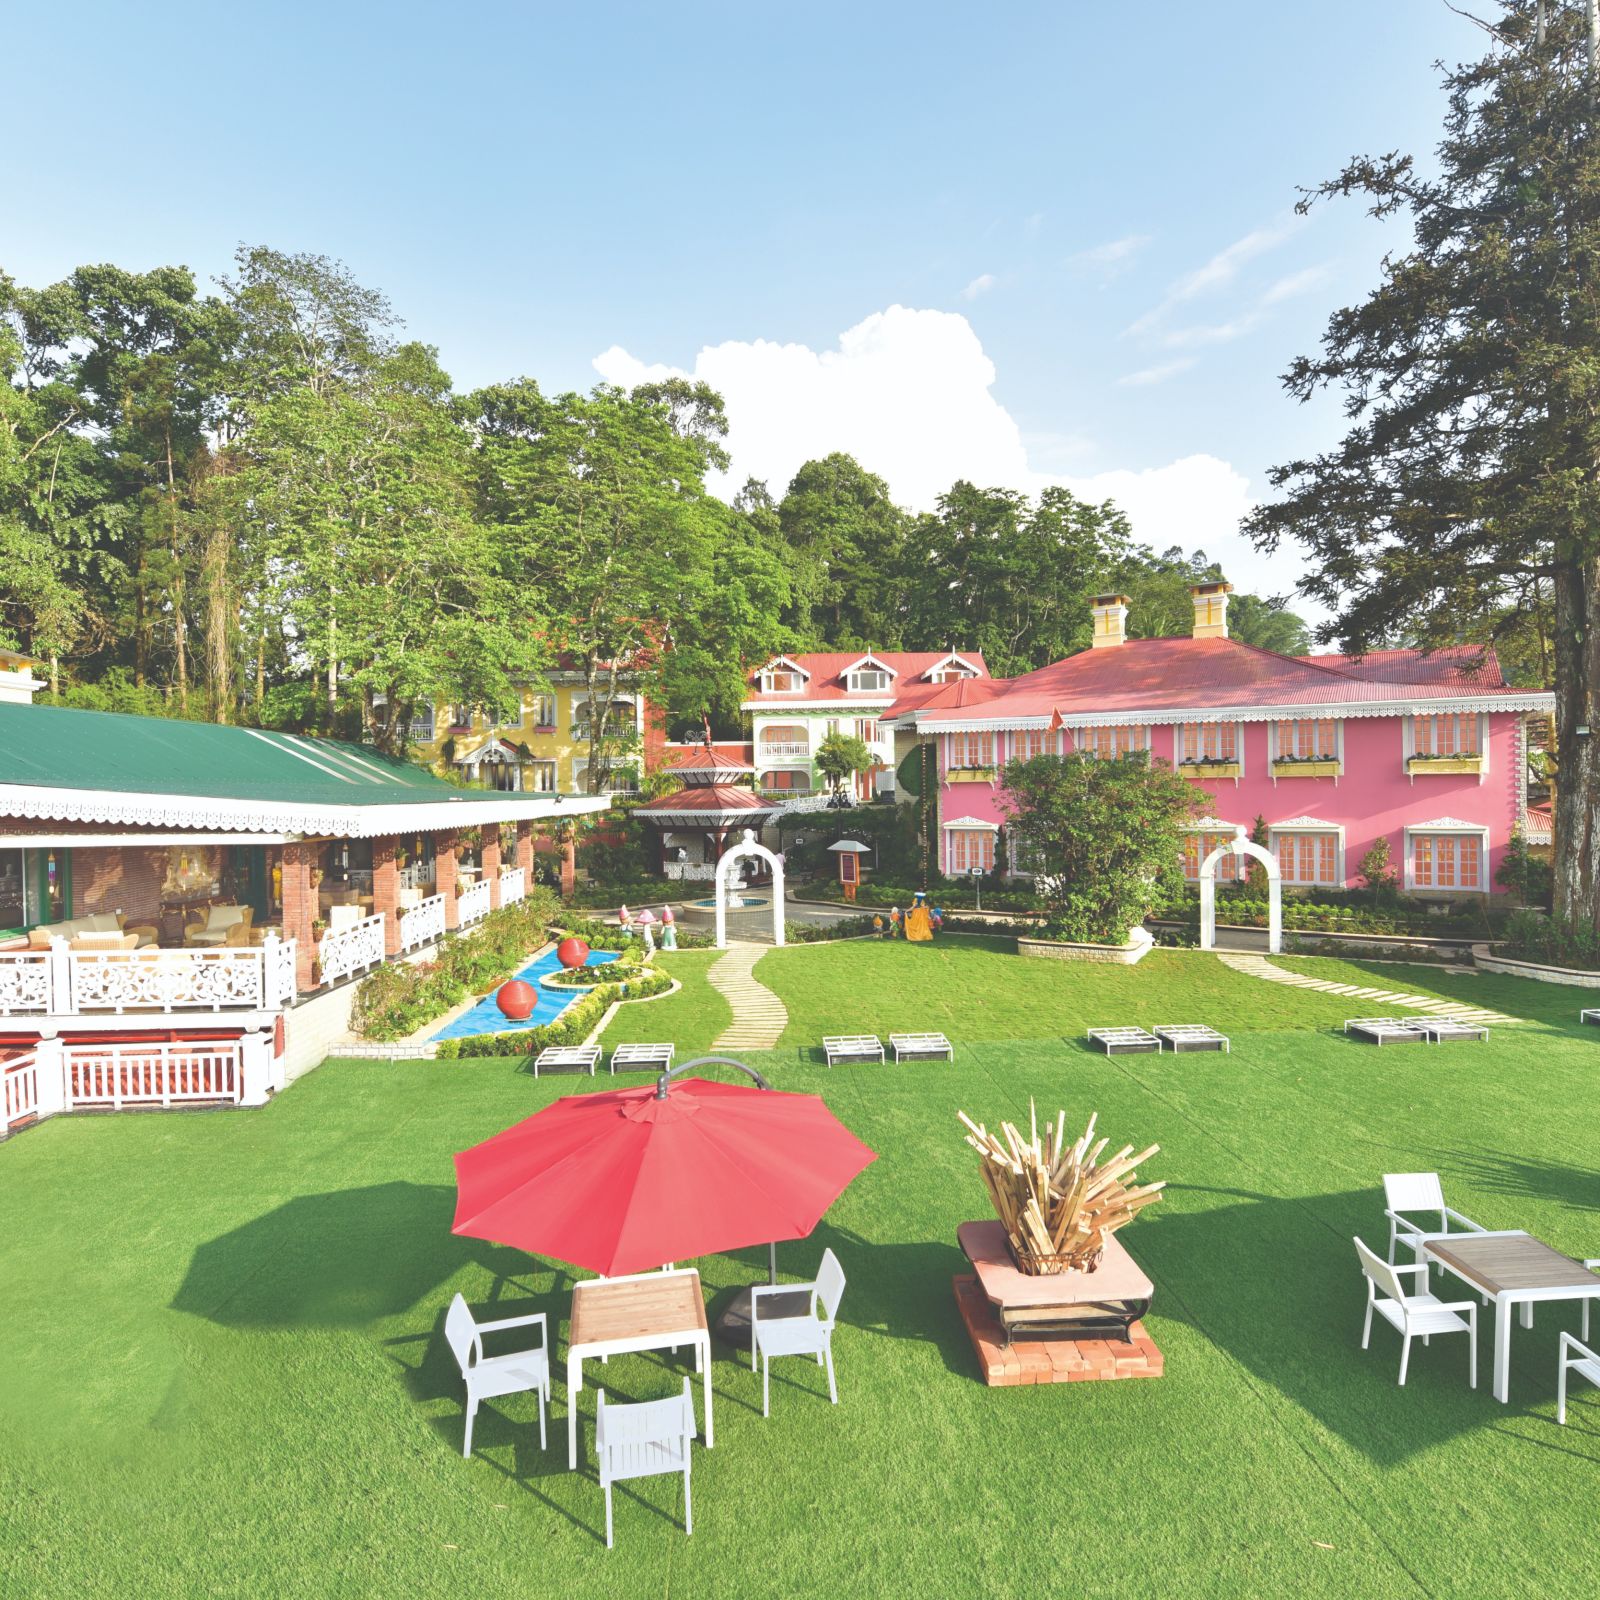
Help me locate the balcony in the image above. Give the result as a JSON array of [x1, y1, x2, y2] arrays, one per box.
[[1271, 757, 1341, 780], [757, 741, 811, 760], [1407, 753, 1483, 777], [0, 938, 298, 1019]]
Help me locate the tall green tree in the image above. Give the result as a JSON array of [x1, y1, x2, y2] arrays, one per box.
[[777, 453, 908, 646], [1244, 1, 1600, 931]]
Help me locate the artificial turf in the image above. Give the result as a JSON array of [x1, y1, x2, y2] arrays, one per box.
[[3, 944, 1599, 1598]]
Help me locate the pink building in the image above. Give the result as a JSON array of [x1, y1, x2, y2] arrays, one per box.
[[887, 584, 1554, 897]]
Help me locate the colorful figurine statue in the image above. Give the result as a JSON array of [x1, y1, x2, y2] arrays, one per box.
[[905, 889, 934, 942], [638, 907, 656, 955], [661, 904, 678, 950], [889, 906, 902, 939], [873, 914, 885, 939]]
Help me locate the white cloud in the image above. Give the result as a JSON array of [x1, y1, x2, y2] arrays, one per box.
[[592, 306, 1297, 598], [961, 273, 996, 301], [1117, 358, 1196, 388], [1160, 313, 1266, 349], [1126, 217, 1300, 337], [1069, 233, 1151, 273], [1261, 263, 1334, 305]]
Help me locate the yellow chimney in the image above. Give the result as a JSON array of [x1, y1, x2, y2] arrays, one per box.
[[1189, 581, 1232, 639], [1090, 593, 1131, 649]]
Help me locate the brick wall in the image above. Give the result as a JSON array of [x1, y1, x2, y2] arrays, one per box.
[[372, 836, 400, 957], [483, 834, 502, 909], [281, 842, 316, 991]]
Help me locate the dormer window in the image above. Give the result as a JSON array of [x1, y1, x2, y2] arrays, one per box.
[[757, 656, 810, 695], [849, 669, 892, 693], [923, 652, 981, 683], [929, 667, 976, 684]]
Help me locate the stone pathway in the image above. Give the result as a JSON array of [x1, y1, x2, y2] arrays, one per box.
[[1215, 952, 1522, 1026], [709, 942, 789, 1052]]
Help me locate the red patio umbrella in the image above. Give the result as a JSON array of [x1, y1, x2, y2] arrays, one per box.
[[451, 1063, 877, 1278]]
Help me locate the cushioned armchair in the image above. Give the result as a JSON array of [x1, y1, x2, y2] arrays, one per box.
[[184, 905, 253, 947]]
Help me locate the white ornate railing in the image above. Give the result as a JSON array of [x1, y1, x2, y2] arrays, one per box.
[[318, 913, 386, 986], [458, 879, 493, 927], [399, 861, 434, 891], [4, 1052, 40, 1125], [65, 1041, 244, 1109], [0, 951, 52, 1014], [499, 867, 526, 906], [66, 938, 297, 1014], [765, 792, 832, 814], [3, 940, 298, 1017], [759, 742, 811, 759], [398, 892, 447, 952], [664, 861, 717, 881]]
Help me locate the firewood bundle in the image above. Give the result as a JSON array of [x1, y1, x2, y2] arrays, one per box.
[[958, 1104, 1164, 1274]]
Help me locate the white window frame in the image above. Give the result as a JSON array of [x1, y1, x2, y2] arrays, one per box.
[[757, 655, 811, 694], [848, 669, 892, 694], [1181, 824, 1245, 883], [1267, 819, 1346, 887], [943, 820, 999, 874], [1403, 712, 1489, 781], [525, 758, 558, 792], [1073, 724, 1151, 760], [1175, 720, 1244, 774], [1403, 822, 1489, 892], [1268, 717, 1343, 764], [759, 767, 812, 796], [923, 651, 982, 682], [529, 694, 557, 730]]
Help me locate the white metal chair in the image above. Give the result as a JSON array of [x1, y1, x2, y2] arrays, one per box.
[[1558, 1332, 1600, 1424], [595, 1378, 696, 1549], [1583, 1259, 1600, 1341], [1382, 1172, 1487, 1265], [443, 1292, 550, 1459], [750, 1248, 846, 1417], [1355, 1237, 1477, 1388]]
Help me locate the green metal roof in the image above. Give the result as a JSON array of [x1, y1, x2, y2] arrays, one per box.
[[0, 701, 501, 805]]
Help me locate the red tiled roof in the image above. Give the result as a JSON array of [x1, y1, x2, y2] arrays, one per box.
[[1300, 646, 1506, 687], [633, 783, 776, 818], [662, 743, 755, 773], [914, 636, 1545, 724], [745, 650, 989, 706]]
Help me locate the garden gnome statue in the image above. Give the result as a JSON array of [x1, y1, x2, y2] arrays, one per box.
[[661, 905, 678, 950], [905, 889, 933, 942], [638, 907, 656, 955], [889, 905, 902, 939]]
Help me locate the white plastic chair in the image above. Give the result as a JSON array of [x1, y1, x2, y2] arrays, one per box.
[[750, 1248, 846, 1417], [596, 1378, 696, 1549], [1382, 1172, 1486, 1265], [1558, 1332, 1600, 1424], [1355, 1237, 1477, 1387], [443, 1292, 550, 1459]]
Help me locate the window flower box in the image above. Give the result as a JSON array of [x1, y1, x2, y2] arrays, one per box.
[[1407, 754, 1482, 776], [1270, 757, 1342, 779], [946, 766, 997, 783], [1179, 760, 1242, 779]]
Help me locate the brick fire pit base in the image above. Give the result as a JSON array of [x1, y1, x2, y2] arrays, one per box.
[[953, 1274, 1164, 1387]]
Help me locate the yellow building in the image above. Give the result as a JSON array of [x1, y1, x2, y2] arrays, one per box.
[[408, 670, 653, 794]]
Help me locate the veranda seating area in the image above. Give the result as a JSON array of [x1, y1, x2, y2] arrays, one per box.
[[4, 940, 1599, 1596]]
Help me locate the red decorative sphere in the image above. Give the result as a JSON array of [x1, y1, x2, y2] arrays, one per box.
[[496, 979, 537, 1020], [556, 937, 590, 970]]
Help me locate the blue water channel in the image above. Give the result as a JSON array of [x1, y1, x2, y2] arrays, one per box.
[[431, 946, 620, 1041]]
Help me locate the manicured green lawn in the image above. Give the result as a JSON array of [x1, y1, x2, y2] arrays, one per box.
[[4, 944, 1599, 1598]]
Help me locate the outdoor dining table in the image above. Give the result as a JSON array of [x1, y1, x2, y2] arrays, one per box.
[[566, 1267, 712, 1469], [1424, 1230, 1600, 1403]]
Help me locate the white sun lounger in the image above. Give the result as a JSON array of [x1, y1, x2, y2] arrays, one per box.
[[1581, 1008, 1600, 1027], [609, 1042, 675, 1075], [889, 1032, 953, 1063], [823, 1035, 885, 1067], [1418, 1018, 1489, 1044], [1344, 1018, 1430, 1045], [1153, 1024, 1230, 1054], [533, 1044, 601, 1078], [1086, 1027, 1161, 1055]]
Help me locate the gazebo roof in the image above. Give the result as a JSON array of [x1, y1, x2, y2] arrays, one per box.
[[664, 743, 756, 779], [633, 784, 779, 824]]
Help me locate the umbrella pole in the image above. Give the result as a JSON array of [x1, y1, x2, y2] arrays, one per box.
[[769, 1241, 777, 1284]]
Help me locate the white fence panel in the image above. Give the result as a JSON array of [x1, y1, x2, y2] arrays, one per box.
[[265, 936, 297, 1007], [68, 947, 269, 1013], [3, 1052, 40, 1125], [457, 880, 493, 927], [64, 1041, 244, 1109], [498, 868, 526, 906], [398, 893, 446, 953], [0, 952, 52, 1015], [318, 912, 386, 986]]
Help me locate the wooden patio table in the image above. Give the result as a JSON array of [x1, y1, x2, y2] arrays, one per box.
[[1425, 1230, 1600, 1403], [566, 1267, 712, 1469]]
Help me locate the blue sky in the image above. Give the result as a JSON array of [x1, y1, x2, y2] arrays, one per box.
[[5, 1, 1484, 613]]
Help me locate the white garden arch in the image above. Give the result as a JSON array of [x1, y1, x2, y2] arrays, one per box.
[[1199, 835, 1281, 955], [714, 829, 787, 949]]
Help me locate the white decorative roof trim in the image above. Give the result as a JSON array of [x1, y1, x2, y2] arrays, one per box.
[[941, 815, 1000, 831], [910, 690, 1556, 733], [0, 782, 611, 840], [739, 698, 896, 713], [1405, 817, 1488, 832], [1270, 816, 1340, 831], [1186, 816, 1243, 833], [840, 651, 897, 679], [636, 807, 778, 822], [921, 652, 982, 680], [755, 654, 811, 680]]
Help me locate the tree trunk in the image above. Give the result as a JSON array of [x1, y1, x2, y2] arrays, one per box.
[[204, 511, 233, 724], [1551, 557, 1600, 930], [167, 432, 189, 716]]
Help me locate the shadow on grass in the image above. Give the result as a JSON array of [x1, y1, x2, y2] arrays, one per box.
[[1436, 1148, 1600, 1217]]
